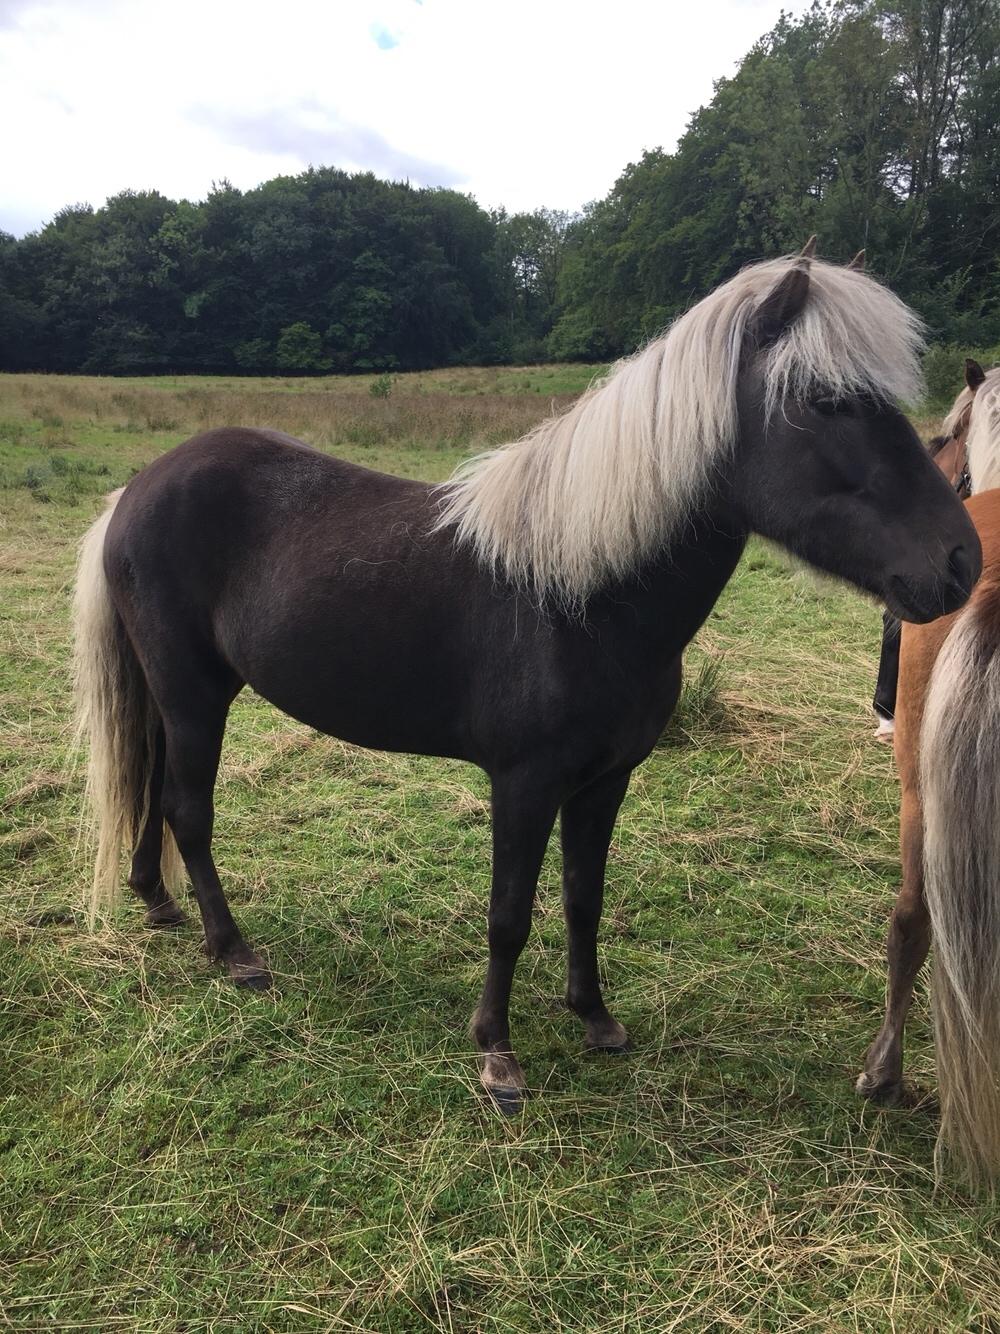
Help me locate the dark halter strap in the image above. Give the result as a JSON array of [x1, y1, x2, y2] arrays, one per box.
[[939, 405, 973, 500], [956, 461, 972, 500]]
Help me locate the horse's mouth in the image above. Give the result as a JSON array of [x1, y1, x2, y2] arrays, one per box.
[[887, 571, 969, 624]]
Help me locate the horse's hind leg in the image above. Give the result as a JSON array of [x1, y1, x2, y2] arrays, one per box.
[[561, 768, 632, 1052], [127, 722, 186, 928], [472, 770, 561, 1112], [159, 682, 271, 990], [857, 788, 930, 1104]]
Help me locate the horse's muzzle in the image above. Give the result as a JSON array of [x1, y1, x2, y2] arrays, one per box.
[[887, 541, 982, 624]]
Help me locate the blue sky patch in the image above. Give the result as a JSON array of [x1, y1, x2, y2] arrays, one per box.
[[370, 23, 399, 50]]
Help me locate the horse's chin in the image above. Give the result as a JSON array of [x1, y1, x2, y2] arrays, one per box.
[[884, 572, 968, 625]]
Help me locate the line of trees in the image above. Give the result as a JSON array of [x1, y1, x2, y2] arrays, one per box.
[[0, 175, 559, 373], [1, 0, 997, 376]]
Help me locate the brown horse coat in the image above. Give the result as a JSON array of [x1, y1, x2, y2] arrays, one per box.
[[859, 362, 1000, 1183]]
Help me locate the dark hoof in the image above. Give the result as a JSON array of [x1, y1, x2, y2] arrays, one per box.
[[487, 1085, 527, 1116], [581, 1015, 631, 1053], [144, 903, 187, 928], [586, 1038, 632, 1055], [855, 1071, 904, 1106], [230, 965, 272, 990]]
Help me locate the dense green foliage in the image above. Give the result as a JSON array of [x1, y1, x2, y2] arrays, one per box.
[[2, 0, 998, 375], [551, 0, 1000, 358], [0, 174, 524, 374]]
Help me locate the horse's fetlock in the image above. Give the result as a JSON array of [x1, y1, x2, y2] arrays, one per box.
[[127, 870, 160, 896], [471, 1020, 492, 1051]]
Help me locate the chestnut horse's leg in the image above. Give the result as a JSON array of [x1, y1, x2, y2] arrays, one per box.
[[857, 788, 930, 1103], [472, 771, 562, 1112], [561, 769, 632, 1052], [127, 722, 186, 927], [159, 686, 271, 990]]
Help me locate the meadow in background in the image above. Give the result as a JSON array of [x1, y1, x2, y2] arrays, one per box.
[[2, 370, 1000, 1330]]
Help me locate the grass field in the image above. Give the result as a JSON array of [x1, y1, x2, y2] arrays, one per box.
[[2, 369, 999, 1331]]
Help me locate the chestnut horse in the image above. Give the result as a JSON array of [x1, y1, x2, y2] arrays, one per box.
[[858, 361, 1000, 1182], [74, 247, 978, 1111]]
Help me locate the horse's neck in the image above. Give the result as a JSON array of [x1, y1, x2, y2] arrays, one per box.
[[597, 510, 747, 660]]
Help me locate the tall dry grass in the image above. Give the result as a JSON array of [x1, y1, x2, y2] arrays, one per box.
[[1, 372, 585, 459]]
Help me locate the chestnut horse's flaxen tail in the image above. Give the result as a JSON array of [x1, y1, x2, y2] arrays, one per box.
[[920, 599, 1000, 1185], [72, 490, 182, 923]]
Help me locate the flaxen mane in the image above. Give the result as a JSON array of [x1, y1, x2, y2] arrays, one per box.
[[942, 382, 977, 442], [966, 367, 1000, 494], [435, 255, 924, 605]]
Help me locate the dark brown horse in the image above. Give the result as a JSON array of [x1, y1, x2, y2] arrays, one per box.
[[859, 362, 1000, 1183], [74, 248, 979, 1110]]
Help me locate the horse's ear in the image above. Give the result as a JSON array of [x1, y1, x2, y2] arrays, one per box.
[[752, 262, 811, 346], [800, 235, 817, 259], [966, 358, 986, 391], [847, 249, 865, 271]]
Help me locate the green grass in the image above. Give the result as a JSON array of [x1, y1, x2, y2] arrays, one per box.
[[1, 372, 998, 1331]]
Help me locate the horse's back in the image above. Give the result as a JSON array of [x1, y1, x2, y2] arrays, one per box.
[[105, 426, 437, 588], [110, 426, 428, 530]]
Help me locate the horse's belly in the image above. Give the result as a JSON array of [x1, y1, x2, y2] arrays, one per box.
[[227, 631, 474, 761]]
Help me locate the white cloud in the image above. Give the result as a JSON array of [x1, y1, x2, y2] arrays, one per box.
[[0, 0, 811, 235], [188, 100, 465, 187]]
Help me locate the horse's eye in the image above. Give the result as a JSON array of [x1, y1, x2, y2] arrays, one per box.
[[812, 398, 839, 417]]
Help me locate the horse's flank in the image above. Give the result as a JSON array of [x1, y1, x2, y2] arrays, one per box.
[[435, 255, 925, 606]]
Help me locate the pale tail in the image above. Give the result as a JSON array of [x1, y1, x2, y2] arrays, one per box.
[[920, 601, 1000, 1185], [72, 491, 182, 922]]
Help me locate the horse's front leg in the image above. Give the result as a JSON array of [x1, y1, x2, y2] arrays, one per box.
[[857, 788, 930, 1103], [472, 771, 561, 1113], [561, 768, 632, 1051]]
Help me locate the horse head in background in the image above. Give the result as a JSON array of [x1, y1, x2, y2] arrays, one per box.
[[929, 357, 988, 497]]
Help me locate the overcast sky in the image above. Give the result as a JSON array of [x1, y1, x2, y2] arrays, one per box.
[[1, 0, 810, 238]]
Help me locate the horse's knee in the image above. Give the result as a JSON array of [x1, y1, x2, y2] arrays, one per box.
[[564, 897, 600, 936], [487, 913, 531, 960]]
